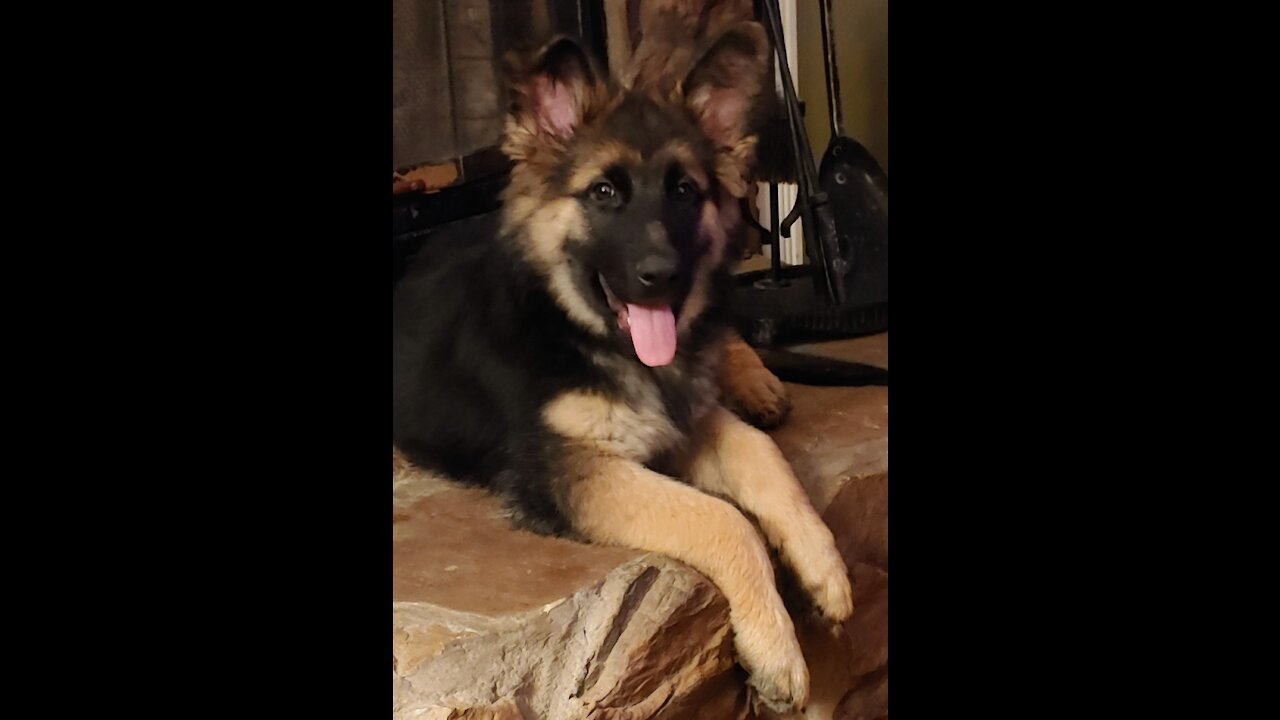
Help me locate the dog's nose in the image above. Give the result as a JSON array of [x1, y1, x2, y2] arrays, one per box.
[[636, 255, 679, 288]]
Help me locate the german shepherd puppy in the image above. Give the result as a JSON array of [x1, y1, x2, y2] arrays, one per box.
[[392, 23, 851, 713]]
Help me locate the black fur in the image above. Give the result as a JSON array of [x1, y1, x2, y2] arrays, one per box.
[[394, 28, 766, 535], [392, 211, 734, 534]]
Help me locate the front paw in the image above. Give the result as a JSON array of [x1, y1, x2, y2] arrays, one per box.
[[738, 616, 810, 714], [807, 554, 854, 625], [788, 530, 855, 624], [728, 367, 791, 429]]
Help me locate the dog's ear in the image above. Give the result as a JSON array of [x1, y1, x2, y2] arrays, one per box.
[[680, 21, 768, 150], [679, 22, 768, 196], [505, 37, 609, 155]]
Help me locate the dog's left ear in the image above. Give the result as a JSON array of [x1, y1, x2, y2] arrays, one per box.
[[681, 22, 768, 151]]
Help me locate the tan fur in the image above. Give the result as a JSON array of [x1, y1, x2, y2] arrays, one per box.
[[498, 56, 632, 340], [546, 344, 721, 454], [653, 140, 711, 192], [711, 133, 758, 198], [513, 197, 584, 265], [562, 450, 809, 713], [567, 139, 709, 196], [669, 110, 755, 199], [720, 332, 791, 428], [541, 360, 840, 712], [500, 113, 550, 166], [543, 389, 681, 462], [539, 366, 844, 712], [497, 21, 769, 343], [679, 25, 765, 198], [501, 196, 609, 337], [687, 407, 854, 623], [545, 264, 609, 336], [565, 141, 644, 194], [614, 14, 787, 430], [392, 445, 416, 484], [479, 23, 827, 711], [501, 79, 621, 166]]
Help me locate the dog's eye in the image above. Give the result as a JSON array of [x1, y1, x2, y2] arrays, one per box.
[[672, 179, 700, 203], [590, 181, 617, 202]]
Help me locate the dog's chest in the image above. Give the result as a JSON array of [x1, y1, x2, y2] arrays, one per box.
[[543, 352, 719, 464], [598, 381, 680, 462]]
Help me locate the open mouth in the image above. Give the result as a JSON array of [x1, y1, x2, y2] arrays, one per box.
[[597, 273, 679, 368]]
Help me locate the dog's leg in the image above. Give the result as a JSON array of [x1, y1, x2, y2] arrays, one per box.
[[563, 450, 809, 714], [720, 332, 791, 428], [687, 407, 854, 625]]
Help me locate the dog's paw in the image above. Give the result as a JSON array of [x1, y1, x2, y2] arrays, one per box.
[[786, 525, 854, 624], [733, 602, 809, 714], [806, 554, 854, 625], [742, 628, 809, 715], [727, 367, 791, 429]]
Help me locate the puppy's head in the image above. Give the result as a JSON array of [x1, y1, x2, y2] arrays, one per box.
[[500, 24, 767, 367]]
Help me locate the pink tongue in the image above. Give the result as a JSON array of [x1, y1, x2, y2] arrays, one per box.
[[626, 303, 677, 367]]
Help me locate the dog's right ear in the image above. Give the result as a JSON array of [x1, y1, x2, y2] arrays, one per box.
[[503, 38, 609, 158]]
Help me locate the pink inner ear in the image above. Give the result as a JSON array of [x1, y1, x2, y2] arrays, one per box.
[[534, 76, 579, 138], [698, 87, 748, 147]]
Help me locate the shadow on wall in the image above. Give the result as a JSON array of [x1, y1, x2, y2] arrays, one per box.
[[797, 0, 887, 172]]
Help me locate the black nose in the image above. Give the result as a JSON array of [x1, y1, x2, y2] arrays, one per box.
[[636, 254, 679, 288]]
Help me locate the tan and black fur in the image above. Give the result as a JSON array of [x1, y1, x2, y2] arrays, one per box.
[[620, 0, 792, 429], [392, 23, 849, 713]]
